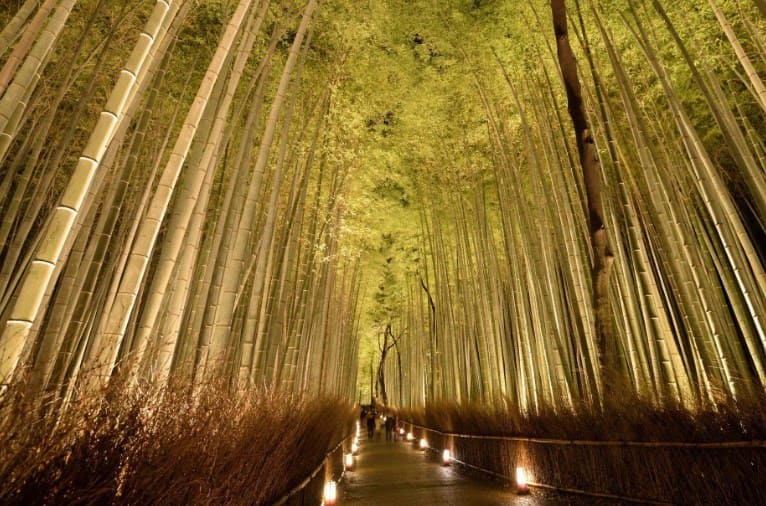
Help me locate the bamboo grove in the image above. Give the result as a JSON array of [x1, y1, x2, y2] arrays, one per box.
[[0, 0, 361, 403], [382, 0, 766, 412], [1, 0, 766, 419]]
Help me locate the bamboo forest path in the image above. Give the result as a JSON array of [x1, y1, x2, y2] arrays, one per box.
[[338, 429, 578, 505]]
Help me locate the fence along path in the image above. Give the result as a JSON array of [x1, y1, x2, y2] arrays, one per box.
[[404, 421, 766, 448], [338, 428, 550, 505], [401, 421, 764, 504]]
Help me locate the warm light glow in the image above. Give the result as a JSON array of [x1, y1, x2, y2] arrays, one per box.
[[344, 453, 354, 470], [516, 466, 529, 494], [406, 432, 413, 441], [419, 438, 427, 450], [323, 481, 338, 504], [516, 467, 527, 485], [351, 441, 359, 454], [399, 428, 405, 435], [442, 449, 451, 464]]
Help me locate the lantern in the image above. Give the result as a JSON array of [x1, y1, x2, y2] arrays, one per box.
[[515, 467, 529, 494], [323, 481, 338, 504]]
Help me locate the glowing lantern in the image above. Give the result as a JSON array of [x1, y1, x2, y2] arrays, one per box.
[[442, 449, 451, 465], [406, 432, 414, 441], [419, 438, 427, 450], [344, 453, 354, 470], [399, 428, 405, 436], [515, 466, 529, 494], [351, 441, 359, 454], [323, 481, 338, 504]]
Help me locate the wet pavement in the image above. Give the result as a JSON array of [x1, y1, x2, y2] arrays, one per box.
[[339, 431, 582, 505]]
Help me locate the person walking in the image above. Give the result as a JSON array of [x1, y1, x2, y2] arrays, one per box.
[[366, 410, 376, 439], [384, 414, 395, 442]]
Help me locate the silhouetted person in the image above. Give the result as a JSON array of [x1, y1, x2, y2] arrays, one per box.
[[366, 410, 375, 439], [384, 415, 395, 442]]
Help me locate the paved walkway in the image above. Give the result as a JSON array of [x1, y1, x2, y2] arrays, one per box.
[[338, 430, 554, 505]]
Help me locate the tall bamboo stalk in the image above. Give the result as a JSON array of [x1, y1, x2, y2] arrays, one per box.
[[0, 0, 174, 383]]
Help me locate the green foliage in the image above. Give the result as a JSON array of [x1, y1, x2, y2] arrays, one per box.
[[307, 0, 766, 398], [316, 0, 533, 391], [3, 0, 763, 409]]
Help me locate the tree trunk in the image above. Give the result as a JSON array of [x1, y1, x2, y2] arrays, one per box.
[[550, 0, 616, 397]]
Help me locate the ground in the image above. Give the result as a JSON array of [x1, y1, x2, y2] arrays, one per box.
[[339, 429, 610, 505]]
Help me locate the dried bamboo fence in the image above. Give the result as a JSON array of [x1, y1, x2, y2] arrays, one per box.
[[404, 421, 765, 504], [275, 431, 353, 505]]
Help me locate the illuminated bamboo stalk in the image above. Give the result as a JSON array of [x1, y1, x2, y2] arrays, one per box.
[[0, 0, 78, 162], [205, 0, 319, 380], [0, 0, 58, 96], [0, 0, 38, 56], [594, 5, 741, 401], [33, 62, 184, 394], [475, 76, 531, 405], [180, 24, 282, 382], [630, 4, 766, 387], [32, 4, 188, 396], [584, 3, 694, 401], [650, 0, 766, 231], [0, 0, 115, 310], [243, 21, 313, 384], [263, 91, 330, 387], [80, 0, 259, 389], [0, 0, 174, 383], [132, 0, 267, 380], [707, 0, 766, 113]]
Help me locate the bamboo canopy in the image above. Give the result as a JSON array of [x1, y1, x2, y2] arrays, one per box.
[[0, 0, 764, 415]]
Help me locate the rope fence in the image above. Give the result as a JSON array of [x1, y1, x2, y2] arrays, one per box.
[[403, 420, 766, 505], [274, 430, 354, 505], [272, 420, 764, 504], [403, 421, 766, 448], [443, 450, 672, 506]]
